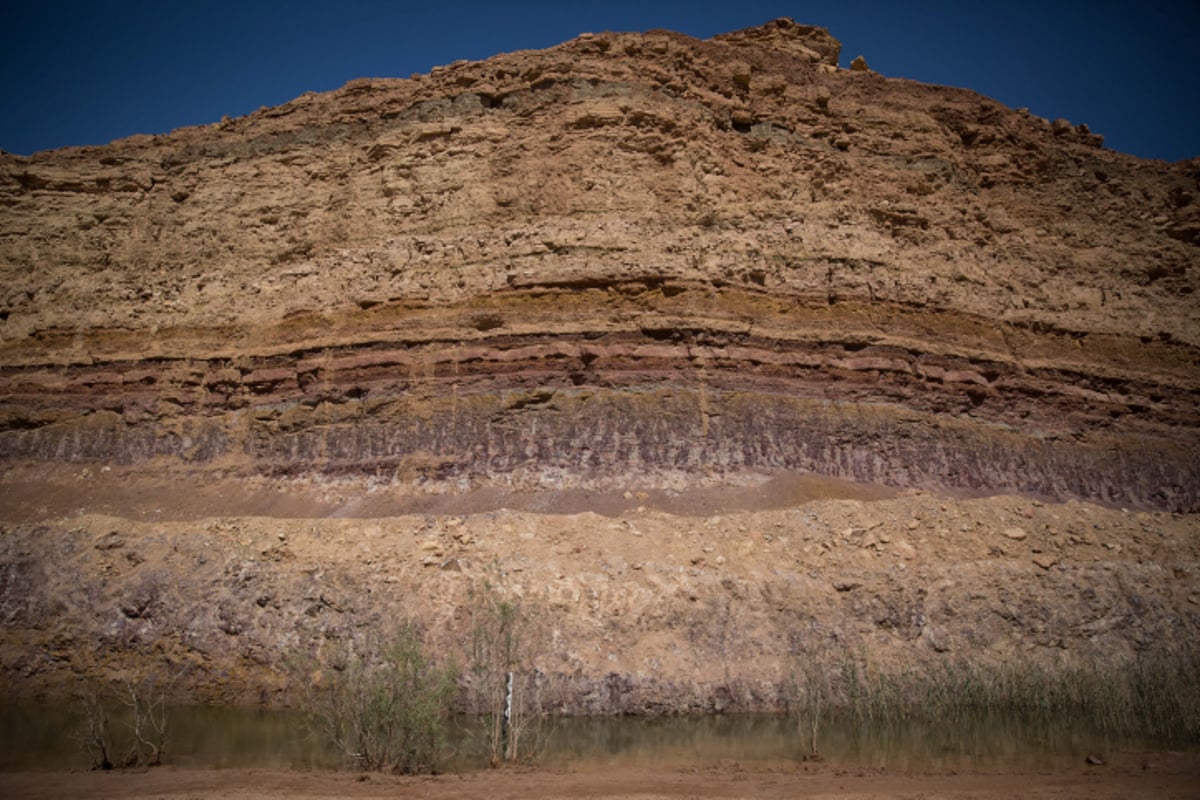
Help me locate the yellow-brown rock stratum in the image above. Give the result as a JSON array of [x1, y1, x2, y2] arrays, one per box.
[[0, 20, 1197, 707]]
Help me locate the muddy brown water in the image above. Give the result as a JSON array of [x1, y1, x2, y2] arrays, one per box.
[[0, 704, 1170, 773]]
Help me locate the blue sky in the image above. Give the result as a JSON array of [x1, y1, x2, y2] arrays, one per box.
[[2, 0, 1198, 161]]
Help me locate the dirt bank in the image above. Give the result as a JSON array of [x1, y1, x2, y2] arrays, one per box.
[[3, 753, 1200, 800]]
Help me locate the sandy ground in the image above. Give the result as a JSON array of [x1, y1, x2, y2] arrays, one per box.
[[3, 752, 1200, 800]]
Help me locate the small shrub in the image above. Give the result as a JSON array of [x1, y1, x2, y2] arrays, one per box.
[[793, 657, 830, 758], [463, 571, 549, 765], [75, 662, 182, 769], [292, 622, 458, 774]]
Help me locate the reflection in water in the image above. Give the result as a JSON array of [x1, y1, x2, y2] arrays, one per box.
[[0, 704, 1166, 772], [0, 704, 338, 771], [528, 713, 1141, 771]]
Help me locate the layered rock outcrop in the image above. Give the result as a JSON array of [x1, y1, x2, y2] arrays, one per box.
[[1, 18, 1199, 714], [0, 17, 1197, 509]]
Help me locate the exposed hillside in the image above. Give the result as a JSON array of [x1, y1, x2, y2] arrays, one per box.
[[1, 19, 1197, 509], [0, 19, 1197, 709]]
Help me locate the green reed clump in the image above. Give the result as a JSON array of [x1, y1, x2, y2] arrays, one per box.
[[837, 647, 908, 724], [790, 642, 1199, 747], [958, 649, 1200, 743], [1112, 647, 1200, 741]]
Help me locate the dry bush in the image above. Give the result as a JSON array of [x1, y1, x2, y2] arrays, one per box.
[[291, 622, 458, 774], [463, 569, 550, 765], [76, 661, 183, 769]]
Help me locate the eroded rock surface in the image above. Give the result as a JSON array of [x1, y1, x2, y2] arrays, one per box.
[[0, 19, 1198, 705], [1, 18, 1197, 509], [2, 495, 1197, 709]]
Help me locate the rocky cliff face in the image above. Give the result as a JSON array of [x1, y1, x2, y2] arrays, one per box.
[[1, 18, 1199, 711], [1, 18, 1198, 510]]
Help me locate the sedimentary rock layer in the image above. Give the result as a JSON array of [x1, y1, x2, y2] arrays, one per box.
[[1, 19, 1197, 508]]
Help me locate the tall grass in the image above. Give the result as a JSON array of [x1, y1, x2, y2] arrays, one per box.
[[788, 643, 1200, 750]]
